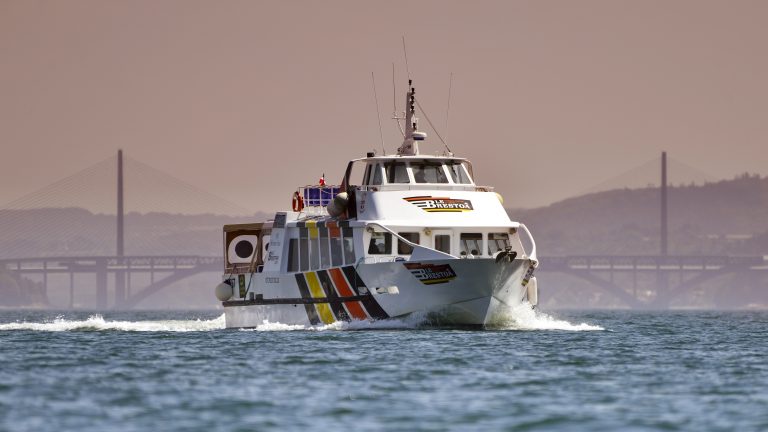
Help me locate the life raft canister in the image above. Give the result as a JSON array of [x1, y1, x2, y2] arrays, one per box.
[[292, 191, 304, 212]]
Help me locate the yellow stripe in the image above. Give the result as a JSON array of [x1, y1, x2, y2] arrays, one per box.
[[306, 220, 319, 239], [305, 272, 335, 324], [424, 209, 471, 212], [423, 278, 455, 285]]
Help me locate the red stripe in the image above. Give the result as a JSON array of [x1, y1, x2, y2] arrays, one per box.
[[329, 268, 368, 320]]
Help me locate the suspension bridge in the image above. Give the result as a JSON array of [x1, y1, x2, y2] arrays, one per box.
[[0, 150, 251, 309], [0, 151, 765, 309]]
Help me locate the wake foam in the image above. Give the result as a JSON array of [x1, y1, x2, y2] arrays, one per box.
[[0, 314, 226, 332], [0, 307, 602, 333], [241, 313, 425, 332], [488, 302, 604, 331]]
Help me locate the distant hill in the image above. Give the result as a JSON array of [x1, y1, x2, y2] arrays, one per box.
[[2, 174, 767, 260], [511, 173, 768, 256]]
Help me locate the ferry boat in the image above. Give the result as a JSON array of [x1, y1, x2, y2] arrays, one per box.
[[214, 80, 539, 328]]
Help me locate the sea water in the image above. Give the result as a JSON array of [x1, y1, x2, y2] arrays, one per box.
[[1, 308, 766, 431]]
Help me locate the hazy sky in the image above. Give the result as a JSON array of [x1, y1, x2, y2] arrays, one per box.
[[1, 0, 766, 214]]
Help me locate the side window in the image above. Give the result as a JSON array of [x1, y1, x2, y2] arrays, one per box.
[[447, 162, 471, 184], [261, 234, 271, 262], [371, 164, 383, 185], [319, 227, 330, 268], [385, 162, 410, 183], [367, 232, 392, 255], [434, 234, 451, 254], [413, 162, 448, 183], [287, 238, 299, 272], [397, 232, 420, 255], [460, 233, 482, 257], [330, 231, 343, 267], [363, 164, 372, 185], [342, 227, 356, 264], [299, 228, 309, 271], [488, 233, 510, 255], [310, 233, 320, 270]]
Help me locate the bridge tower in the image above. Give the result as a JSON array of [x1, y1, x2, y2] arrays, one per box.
[[97, 150, 126, 308], [656, 151, 669, 306], [113, 149, 127, 308], [661, 151, 668, 256]]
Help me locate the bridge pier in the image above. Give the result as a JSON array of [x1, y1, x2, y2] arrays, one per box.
[[115, 271, 126, 308], [69, 272, 74, 309], [96, 260, 108, 309]]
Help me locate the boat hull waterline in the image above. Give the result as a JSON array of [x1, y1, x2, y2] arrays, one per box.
[[223, 258, 533, 328]]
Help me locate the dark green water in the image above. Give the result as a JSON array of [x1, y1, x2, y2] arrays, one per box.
[[1, 309, 766, 431]]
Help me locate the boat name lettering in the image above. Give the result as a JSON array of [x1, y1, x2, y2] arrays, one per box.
[[266, 277, 280, 284], [268, 251, 279, 263], [404, 196, 473, 212], [404, 263, 457, 285]]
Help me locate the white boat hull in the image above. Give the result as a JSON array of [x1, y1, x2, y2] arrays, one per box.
[[223, 258, 534, 328]]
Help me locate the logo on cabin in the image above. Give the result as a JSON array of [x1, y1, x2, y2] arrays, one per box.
[[403, 196, 474, 212], [404, 263, 457, 285]]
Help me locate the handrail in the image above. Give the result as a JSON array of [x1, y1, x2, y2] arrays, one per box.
[[519, 224, 538, 265], [355, 184, 494, 192]]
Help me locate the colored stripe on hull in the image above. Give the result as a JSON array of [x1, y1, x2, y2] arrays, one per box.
[[305, 272, 336, 324], [294, 274, 321, 325], [328, 268, 368, 320], [317, 270, 349, 321], [341, 266, 389, 319]]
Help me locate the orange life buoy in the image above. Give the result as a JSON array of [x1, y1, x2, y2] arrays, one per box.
[[292, 191, 304, 212]]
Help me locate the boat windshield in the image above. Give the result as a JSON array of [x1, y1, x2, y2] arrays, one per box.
[[488, 233, 510, 254], [385, 162, 410, 183], [446, 161, 472, 184], [412, 161, 449, 184]]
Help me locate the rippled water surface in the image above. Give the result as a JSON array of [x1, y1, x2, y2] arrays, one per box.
[[1, 308, 766, 431]]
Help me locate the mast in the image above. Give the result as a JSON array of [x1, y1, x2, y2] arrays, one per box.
[[397, 80, 427, 155]]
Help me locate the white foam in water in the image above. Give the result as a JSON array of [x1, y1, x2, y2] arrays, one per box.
[[1, 306, 601, 332], [0, 314, 226, 332], [242, 314, 422, 332], [490, 302, 604, 331]]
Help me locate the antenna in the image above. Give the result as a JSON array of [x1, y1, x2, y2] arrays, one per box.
[[415, 99, 452, 155], [371, 72, 386, 155], [392, 62, 405, 137], [445, 72, 453, 147], [402, 36, 411, 80]]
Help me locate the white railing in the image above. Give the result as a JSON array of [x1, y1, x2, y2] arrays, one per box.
[[356, 184, 493, 192]]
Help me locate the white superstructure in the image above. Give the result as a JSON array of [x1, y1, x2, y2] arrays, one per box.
[[215, 80, 539, 328]]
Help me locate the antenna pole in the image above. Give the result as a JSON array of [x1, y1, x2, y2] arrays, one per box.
[[402, 36, 411, 80], [445, 72, 453, 147], [392, 62, 404, 137], [371, 72, 386, 155]]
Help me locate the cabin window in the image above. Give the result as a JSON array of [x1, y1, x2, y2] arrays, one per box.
[[342, 227, 356, 264], [363, 164, 372, 185], [460, 233, 483, 257], [434, 234, 451, 254], [330, 235, 343, 267], [287, 238, 299, 272], [488, 233, 510, 255], [447, 161, 472, 184], [397, 232, 420, 254], [319, 227, 331, 268], [371, 164, 383, 185], [310, 235, 320, 270], [385, 162, 410, 183], [368, 232, 392, 255], [299, 228, 309, 271], [412, 162, 449, 184]]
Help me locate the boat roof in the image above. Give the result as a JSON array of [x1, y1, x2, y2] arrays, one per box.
[[349, 155, 470, 164]]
